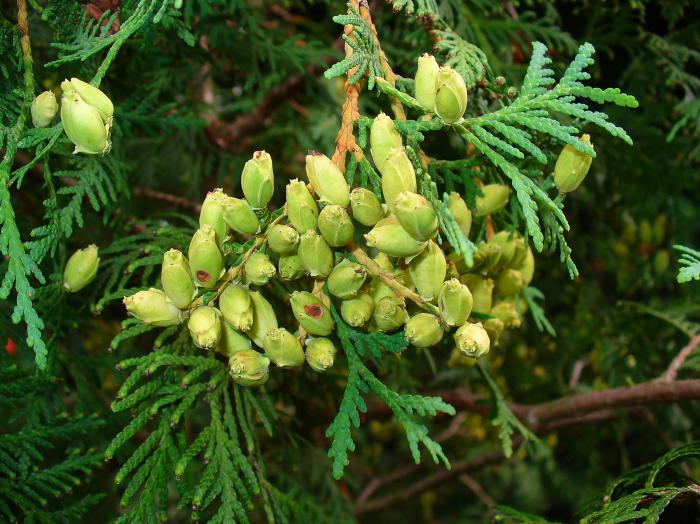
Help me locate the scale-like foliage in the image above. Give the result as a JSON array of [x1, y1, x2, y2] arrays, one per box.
[[675, 245, 700, 283]]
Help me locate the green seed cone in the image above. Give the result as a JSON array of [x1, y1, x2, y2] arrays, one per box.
[[474, 184, 511, 217], [394, 191, 438, 241], [482, 318, 505, 347], [415, 54, 440, 111], [241, 150, 274, 209], [267, 225, 299, 255], [160, 249, 195, 309], [63, 77, 114, 121], [60, 89, 110, 155], [305, 152, 350, 207], [306, 338, 337, 372], [460, 274, 494, 314], [248, 291, 278, 348], [216, 322, 252, 358], [290, 291, 334, 336], [31, 91, 58, 128], [188, 306, 222, 349], [340, 294, 374, 327], [279, 254, 306, 281], [188, 225, 223, 288], [454, 322, 490, 359], [263, 328, 305, 368], [365, 219, 427, 258], [438, 278, 473, 326], [63, 244, 100, 293], [286, 179, 319, 233], [350, 187, 385, 226], [434, 66, 468, 124], [229, 350, 270, 386], [405, 313, 444, 348], [374, 252, 394, 272], [373, 296, 407, 332], [380, 146, 417, 212], [490, 301, 521, 328], [199, 189, 228, 245], [494, 268, 524, 297], [327, 259, 367, 298], [223, 197, 260, 235], [472, 242, 503, 273], [447, 192, 472, 237], [318, 205, 355, 247], [654, 249, 670, 275], [408, 240, 446, 300], [554, 135, 594, 193], [244, 252, 276, 285], [123, 288, 182, 327], [489, 231, 519, 268], [219, 284, 255, 331], [370, 112, 403, 173], [298, 230, 333, 278]]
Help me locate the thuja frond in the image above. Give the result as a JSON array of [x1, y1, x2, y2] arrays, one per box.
[[674, 245, 700, 283], [477, 363, 537, 458], [435, 26, 492, 90], [325, 305, 455, 479], [521, 286, 556, 337], [325, 4, 383, 89]]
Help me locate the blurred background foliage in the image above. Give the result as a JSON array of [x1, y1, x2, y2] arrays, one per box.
[[1, 0, 700, 522]]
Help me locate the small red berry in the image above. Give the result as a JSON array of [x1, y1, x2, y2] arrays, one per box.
[[5, 338, 17, 356]]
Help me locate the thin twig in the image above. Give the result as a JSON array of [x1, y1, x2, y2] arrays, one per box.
[[459, 473, 496, 509], [131, 187, 202, 212], [660, 334, 700, 383]]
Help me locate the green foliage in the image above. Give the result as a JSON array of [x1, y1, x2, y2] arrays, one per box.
[[675, 245, 700, 283]]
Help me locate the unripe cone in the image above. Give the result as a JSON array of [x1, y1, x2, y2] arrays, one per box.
[[365, 219, 427, 258], [219, 284, 254, 331], [31, 91, 58, 128], [298, 230, 333, 278], [474, 184, 511, 217], [370, 112, 402, 172], [306, 338, 337, 373], [188, 306, 222, 349], [241, 150, 274, 209], [63, 244, 99, 292], [244, 252, 276, 285], [290, 292, 334, 336], [60, 89, 110, 155], [639, 219, 653, 245], [490, 301, 521, 328], [229, 350, 270, 386], [518, 247, 535, 285], [405, 313, 444, 348], [286, 179, 319, 233], [263, 328, 305, 368], [654, 249, 670, 275], [489, 231, 519, 267], [327, 259, 367, 298], [248, 291, 278, 348], [482, 318, 504, 347], [438, 278, 473, 326], [216, 322, 252, 358], [374, 252, 394, 272], [199, 189, 228, 245], [394, 191, 438, 241], [454, 322, 490, 359], [123, 288, 182, 327], [267, 225, 299, 255], [279, 255, 306, 280], [415, 54, 440, 111], [350, 187, 385, 226], [223, 197, 260, 235], [472, 242, 503, 273], [494, 268, 524, 297], [305, 152, 350, 207], [63, 78, 114, 121], [554, 135, 594, 193], [408, 240, 446, 300], [460, 274, 494, 313], [318, 205, 355, 247], [434, 67, 468, 124], [373, 296, 407, 332], [188, 225, 223, 288], [380, 146, 417, 212], [341, 294, 374, 327], [448, 192, 472, 237], [160, 249, 195, 308]]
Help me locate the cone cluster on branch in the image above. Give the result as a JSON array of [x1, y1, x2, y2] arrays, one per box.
[[121, 118, 534, 385]]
